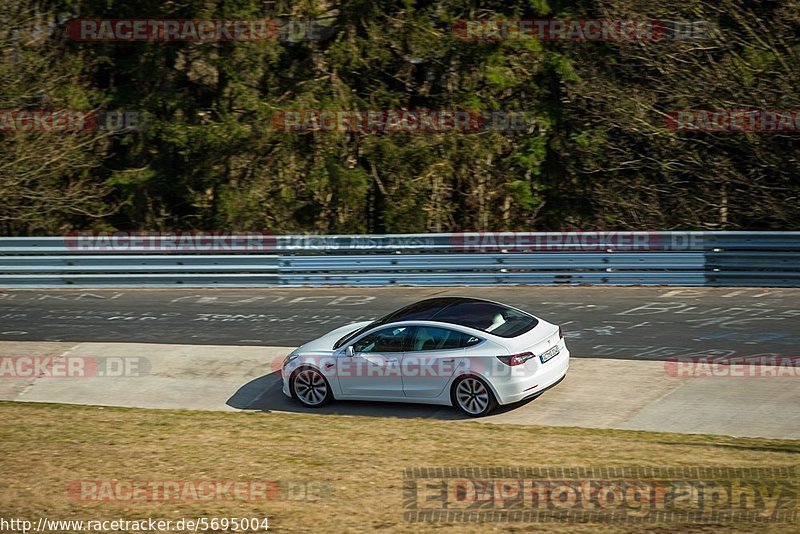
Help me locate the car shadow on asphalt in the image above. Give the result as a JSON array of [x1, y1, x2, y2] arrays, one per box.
[[226, 371, 540, 420]]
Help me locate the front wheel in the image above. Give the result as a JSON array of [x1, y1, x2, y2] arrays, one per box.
[[452, 376, 497, 417], [291, 366, 333, 408]]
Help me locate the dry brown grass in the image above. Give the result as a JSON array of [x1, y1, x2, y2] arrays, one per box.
[[0, 401, 798, 533]]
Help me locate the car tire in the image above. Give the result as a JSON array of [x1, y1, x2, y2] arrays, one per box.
[[290, 366, 333, 408], [452, 375, 497, 417]]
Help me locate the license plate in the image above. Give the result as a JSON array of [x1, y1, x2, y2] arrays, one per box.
[[539, 345, 560, 364]]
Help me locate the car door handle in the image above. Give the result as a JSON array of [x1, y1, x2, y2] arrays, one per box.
[[442, 359, 455, 363], [386, 358, 399, 364]]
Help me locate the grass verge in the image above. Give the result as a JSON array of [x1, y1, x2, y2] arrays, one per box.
[[0, 401, 798, 533]]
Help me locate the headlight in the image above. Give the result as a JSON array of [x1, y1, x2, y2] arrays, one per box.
[[283, 355, 299, 367]]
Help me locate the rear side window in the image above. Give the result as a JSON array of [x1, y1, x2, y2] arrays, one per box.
[[432, 302, 537, 338], [408, 327, 482, 351]]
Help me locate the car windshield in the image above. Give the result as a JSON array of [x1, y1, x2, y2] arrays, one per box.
[[332, 308, 407, 349], [333, 298, 537, 349]]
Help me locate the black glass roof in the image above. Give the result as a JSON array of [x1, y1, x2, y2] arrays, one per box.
[[334, 297, 538, 348]]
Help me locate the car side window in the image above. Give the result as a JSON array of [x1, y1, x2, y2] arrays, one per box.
[[353, 326, 409, 353], [408, 327, 482, 351]]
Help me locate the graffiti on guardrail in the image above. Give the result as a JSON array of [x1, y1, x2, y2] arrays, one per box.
[[63, 231, 440, 252]]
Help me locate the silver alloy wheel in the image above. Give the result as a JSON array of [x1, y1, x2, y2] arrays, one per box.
[[456, 377, 490, 415], [293, 368, 328, 406]]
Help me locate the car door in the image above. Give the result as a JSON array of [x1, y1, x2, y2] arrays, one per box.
[[401, 326, 480, 398], [337, 325, 409, 398]]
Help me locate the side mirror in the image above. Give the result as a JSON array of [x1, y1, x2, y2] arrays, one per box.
[[346, 346, 355, 357]]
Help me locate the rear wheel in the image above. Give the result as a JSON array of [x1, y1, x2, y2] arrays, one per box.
[[291, 366, 333, 408], [452, 376, 497, 417]]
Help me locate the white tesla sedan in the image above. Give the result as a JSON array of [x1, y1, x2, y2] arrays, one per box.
[[281, 297, 569, 416]]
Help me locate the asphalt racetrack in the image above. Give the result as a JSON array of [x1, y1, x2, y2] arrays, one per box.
[[2, 286, 799, 437], [1, 286, 798, 361]]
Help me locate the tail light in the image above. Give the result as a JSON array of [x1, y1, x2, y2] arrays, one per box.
[[559, 326, 563, 339], [496, 352, 535, 366]]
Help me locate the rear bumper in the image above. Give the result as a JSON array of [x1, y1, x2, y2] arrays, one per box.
[[492, 347, 570, 405]]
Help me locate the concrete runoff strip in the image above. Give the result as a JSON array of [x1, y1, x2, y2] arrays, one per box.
[[0, 341, 797, 439], [0, 342, 288, 412]]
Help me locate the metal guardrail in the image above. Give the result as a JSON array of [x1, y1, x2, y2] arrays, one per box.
[[0, 255, 280, 272], [0, 232, 798, 287], [279, 253, 705, 271]]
